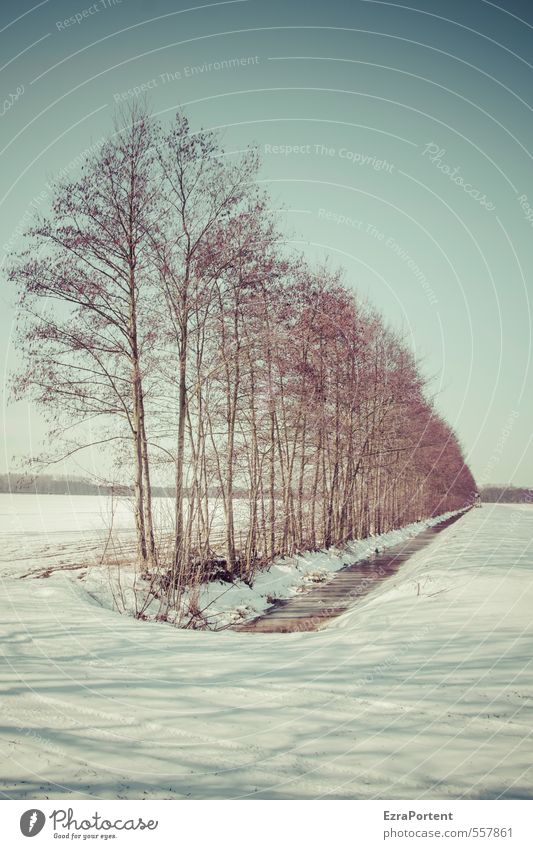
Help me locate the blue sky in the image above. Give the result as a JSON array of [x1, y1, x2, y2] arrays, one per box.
[[1, 0, 532, 485]]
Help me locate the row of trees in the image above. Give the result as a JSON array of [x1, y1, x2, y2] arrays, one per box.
[[480, 486, 533, 503], [8, 105, 475, 614], [0, 473, 125, 495]]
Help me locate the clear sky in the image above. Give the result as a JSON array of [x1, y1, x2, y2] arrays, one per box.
[[0, 0, 531, 486]]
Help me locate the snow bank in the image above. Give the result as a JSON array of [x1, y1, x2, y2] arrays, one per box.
[[175, 510, 464, 629], [0, 494, 463, 630]]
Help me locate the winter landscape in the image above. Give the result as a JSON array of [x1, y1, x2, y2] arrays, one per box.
[[1, 93, 531, 803]]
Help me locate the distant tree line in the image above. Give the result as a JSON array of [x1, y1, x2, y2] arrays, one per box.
[[0, 473, 175, 497], [8, 105, 475, 617], [480, 486, 533, 503], [0, 473, 111, 495]]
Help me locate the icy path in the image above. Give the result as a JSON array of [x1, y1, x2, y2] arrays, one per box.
[[1, 503, 532, 799]]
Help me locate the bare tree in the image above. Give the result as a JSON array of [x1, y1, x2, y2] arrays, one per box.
[[8, 105, 159, 567]]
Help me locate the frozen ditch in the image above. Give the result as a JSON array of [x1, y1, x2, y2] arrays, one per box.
[[237, 512, 467, 633]]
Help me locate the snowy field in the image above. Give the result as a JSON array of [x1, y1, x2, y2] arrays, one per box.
[[0, 493, 459, 626], [0, 499, 532, 799]]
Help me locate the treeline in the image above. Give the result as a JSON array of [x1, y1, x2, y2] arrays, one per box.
[[480, 486, 533, 503], [0, 473, 112, 495], [0, 474, 175, 497], [8, 105, 475, 614]]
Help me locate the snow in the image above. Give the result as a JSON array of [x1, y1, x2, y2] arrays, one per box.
[[1, 500, 532, 799], [172, 510, 465, 628], [0, 493, 463, 627]]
